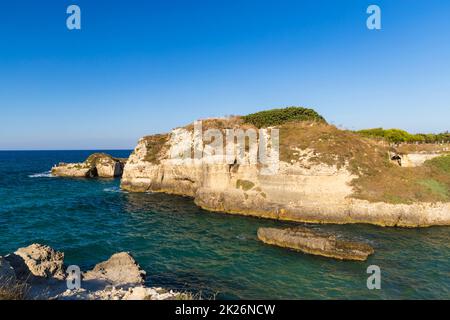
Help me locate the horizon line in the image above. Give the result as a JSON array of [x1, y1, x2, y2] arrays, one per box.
[[0, 148, 134, 152]]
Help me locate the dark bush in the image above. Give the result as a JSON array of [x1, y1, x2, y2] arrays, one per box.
[[242, 107, 326, 128]]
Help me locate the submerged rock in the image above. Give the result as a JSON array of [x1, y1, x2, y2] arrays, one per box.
[[51, 153, 126, 178], [257, 227, 374, 261]]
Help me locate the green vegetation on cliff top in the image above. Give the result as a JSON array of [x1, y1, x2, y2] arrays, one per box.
[[357, 128, 450, 144], [242, 107, 326, 128], [426, 154, 450, 174], [353, 153, 450, 204]]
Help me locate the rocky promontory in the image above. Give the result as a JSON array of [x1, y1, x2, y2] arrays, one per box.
[[0, 244, 187, 300], [120, 108, 450, 227], [257, 227, 374, 261], [51, 153, 126, 178]]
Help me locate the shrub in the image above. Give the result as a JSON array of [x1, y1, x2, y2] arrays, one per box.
[[242, 107, 326, 128], [357, 128, 450, 144]]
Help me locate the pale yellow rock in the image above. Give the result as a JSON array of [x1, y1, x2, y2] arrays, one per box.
[[96, 159, 123, 177], [51, 153, 126, 178], [83, 252, 146, 286], [51, 163, 93, 177], [5, 243, 65, 280]]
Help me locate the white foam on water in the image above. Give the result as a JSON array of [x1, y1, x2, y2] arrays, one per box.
[[103, 187, 127, 193], [236, 234, 248, 241], [29, 171, 53, 178]]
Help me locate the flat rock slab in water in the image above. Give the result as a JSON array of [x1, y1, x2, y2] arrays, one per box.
[[257, 227, 374, 261]]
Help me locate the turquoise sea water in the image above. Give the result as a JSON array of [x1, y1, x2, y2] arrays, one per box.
[[0, 150, 449, 299]]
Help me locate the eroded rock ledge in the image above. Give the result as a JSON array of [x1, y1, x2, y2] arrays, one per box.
[[0, 244, 186, 300], [51, 153, 126, 178], [257, 227, 374, 261]]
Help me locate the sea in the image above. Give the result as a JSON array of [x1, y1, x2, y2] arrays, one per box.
[[0, 150, 448, 299]]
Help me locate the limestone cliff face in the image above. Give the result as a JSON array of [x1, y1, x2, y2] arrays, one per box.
[[121, 129, 450, 227]]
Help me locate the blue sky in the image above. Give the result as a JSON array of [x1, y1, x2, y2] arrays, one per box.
[[1, 0, 449, 150]]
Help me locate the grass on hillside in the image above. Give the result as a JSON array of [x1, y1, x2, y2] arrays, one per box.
[[351, 154, 450, 204], [279, 121, 389, 175], [279, 122, 450, 204], [425, 154, 450, 174]]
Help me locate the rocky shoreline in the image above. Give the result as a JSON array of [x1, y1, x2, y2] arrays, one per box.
[[0, 244, 187, 300]]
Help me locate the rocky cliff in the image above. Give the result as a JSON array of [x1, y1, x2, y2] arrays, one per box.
[[121, 110, 450, 228]]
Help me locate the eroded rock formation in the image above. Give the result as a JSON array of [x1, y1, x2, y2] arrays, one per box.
[[5, 243, 65, 281], [257, 227, 374, 261], [0, 244, 184, 300], [83, 252, 146, 286], [51, 153, 126, 178]]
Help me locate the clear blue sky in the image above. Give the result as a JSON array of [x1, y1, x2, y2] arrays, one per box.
[[1, 0, 449, 150]]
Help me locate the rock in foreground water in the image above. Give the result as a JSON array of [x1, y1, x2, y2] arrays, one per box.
[[1, 243, 185, 300], [51, 153, 126, 178], [257, 227, 374, 261], [5, 243, 65, 281], [83, 252, 146, 286]]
